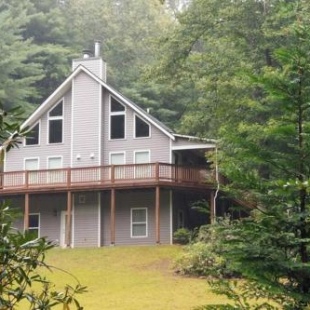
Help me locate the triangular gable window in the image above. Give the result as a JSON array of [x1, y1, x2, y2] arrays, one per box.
[[135, 115, 150, 138], [48, 101, 63, 144]]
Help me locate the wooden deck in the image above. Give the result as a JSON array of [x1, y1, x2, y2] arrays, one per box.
[[0, 163, 215, 195]]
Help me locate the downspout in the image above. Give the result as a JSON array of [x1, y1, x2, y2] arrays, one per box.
[[213, 143, 220, 222]]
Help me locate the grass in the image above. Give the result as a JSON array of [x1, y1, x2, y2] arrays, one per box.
[[39, 245, 225, 310]]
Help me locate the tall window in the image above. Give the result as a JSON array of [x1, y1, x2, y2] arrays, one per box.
[[25, 123, 40, 146], [131, 208, 147, 238], [25, 158, 39, 184], [48, 101, 63, 143], [135, 115, 150, 138], [110, 97, 125, 139], [28, 213, 40, 238], [110, 152, 125, 179], [134, 150, 150, 178], [48, 156, 63, 183]]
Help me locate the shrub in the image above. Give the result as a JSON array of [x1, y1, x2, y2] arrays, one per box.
[[173, 228, 192, 244]]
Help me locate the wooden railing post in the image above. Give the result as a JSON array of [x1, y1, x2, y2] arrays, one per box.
[[66, 168, 71, 187], [111, 165, 115, 183], [25, 170, 29, 188], [155, 162, 159, 182]]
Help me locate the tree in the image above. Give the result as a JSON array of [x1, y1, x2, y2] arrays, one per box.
[[202, 4, 310, 309], [0, 105, 86, 309]]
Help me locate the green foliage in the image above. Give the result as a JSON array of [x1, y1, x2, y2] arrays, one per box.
[[174, 225, 237, 278], [173, 228, 192, 244], [0, 202, 86, 309]]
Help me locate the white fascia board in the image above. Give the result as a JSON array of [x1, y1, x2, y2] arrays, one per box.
[[173, 133, 217, 144], [171, 144, 215, 151]]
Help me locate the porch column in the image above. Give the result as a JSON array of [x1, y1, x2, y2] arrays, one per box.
[[24, 193, 29, 231], [110, 188, 116, 245], [210, 191, 215, 224], [155, 186, 160, 244], [66, 191, 72, 247]]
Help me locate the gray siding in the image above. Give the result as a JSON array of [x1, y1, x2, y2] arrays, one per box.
[[101, 189, 171, 246], [72, 72, 101, 168], [101, 90, 171, 165], [73, 192, 100, 247], [5, 91, 72, 171]]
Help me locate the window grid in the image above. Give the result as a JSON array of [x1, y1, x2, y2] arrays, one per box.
[[48, 101, 63, 144], [110, 97, 125, 140], [131, 208, 147, 238], [28, 213, 40, 238]]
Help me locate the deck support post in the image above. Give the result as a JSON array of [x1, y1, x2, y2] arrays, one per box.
[[66, 191, 72, 247], [111, 188, 116, 245], [24, 193, 29, 231], [155, 186, 160, 244], [210, 191, 215, 224]]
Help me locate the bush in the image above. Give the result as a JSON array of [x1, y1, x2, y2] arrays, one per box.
[[174, 225, 238, 278], [173, 228, 192, 244]]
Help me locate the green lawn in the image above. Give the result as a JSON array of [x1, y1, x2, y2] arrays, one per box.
[[41, 245, 224, 310]]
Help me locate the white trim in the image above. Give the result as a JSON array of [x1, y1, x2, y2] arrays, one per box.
[[98, 83, 102, 166], [131, 207, 148, 238], [47, 155, 63, 169], [97, 192, 101, 247], [169, 190, 173, 245], [171, 144, 215, 151], [20, 65, 175, 141], [47, 99, 64, 145], [70, 79, 75, 167], [24, 157, 40, 170], [133, 114, 151, 139], [134, 150, 151, 163], [109, 96, 126, 141], [109, 151, 126, 164], [173, 133, 217, 143], [24, 120, 41, 147], [28, 213, 40, 238]]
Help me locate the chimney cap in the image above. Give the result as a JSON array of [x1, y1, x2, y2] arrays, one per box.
[[82, 49, 92, 59]]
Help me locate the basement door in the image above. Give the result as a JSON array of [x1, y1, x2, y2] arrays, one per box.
[[60, 211, 71, 247]]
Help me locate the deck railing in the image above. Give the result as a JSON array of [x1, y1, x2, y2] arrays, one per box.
[[0, 163, 214, 191]]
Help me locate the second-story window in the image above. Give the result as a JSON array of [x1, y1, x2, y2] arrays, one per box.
[[110, 97, 125, 140], [25, 123, 40, 146], [48, 101, 63, 144], [135, 115, 150, 138]]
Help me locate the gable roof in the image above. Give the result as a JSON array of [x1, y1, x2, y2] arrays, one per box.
[[22, 65, 176, 140]]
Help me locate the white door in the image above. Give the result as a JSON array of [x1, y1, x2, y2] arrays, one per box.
[[25, 158, 39, 185], [110, 153, 125, 179], [134, 151, 150, 178], [60, 211, 70, 247], [48, 157, 63, 183]]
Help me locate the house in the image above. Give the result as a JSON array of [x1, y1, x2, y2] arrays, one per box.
[[2, 42, 218, 247]]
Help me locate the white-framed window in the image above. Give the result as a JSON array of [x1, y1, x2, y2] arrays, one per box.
[[47, 156, 63, 183], [28, 213, 40, 238], [25, 122, 40, 146], [109, 152, 126, 179], [134, 150, 151, 178], [48, 100, 63, 144], [131, 208, 148, 238], [24, 158, 39, 184], [109, 96, 125, 140], [134, 114, 150, 138]]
